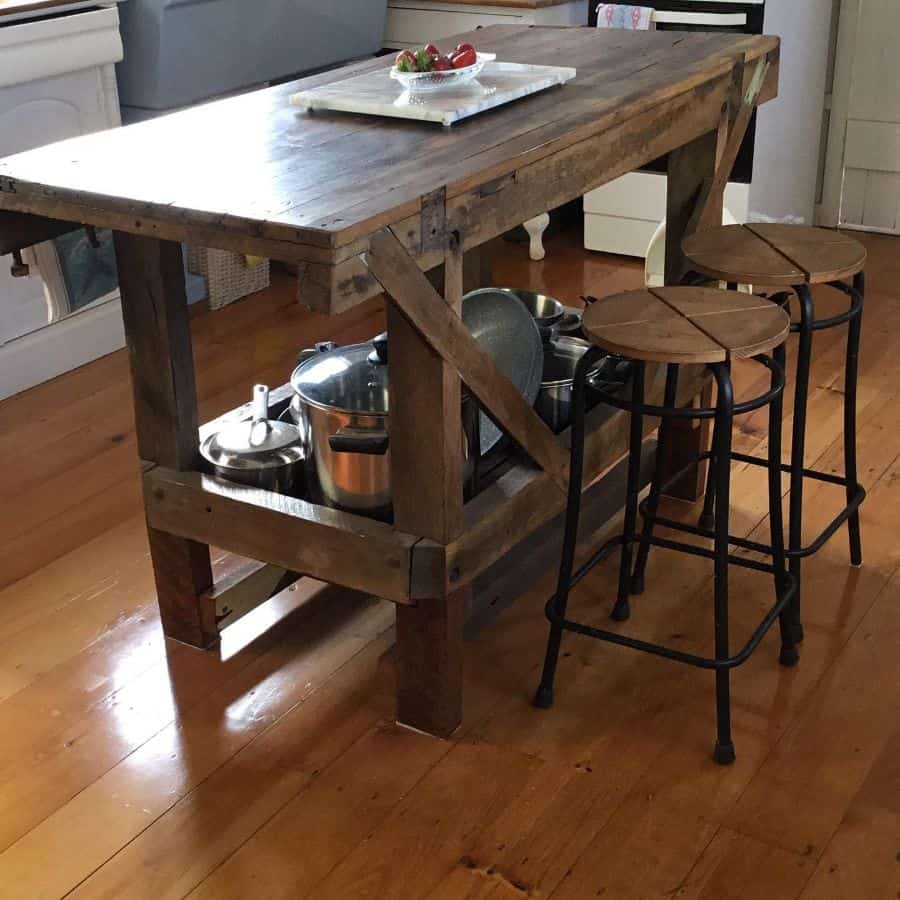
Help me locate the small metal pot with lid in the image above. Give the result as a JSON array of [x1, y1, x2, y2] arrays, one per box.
[[536, 337, 633, 433], [290, 334, 477, 519], [500, 288, 584, 341], [200, 384, 306, 494]]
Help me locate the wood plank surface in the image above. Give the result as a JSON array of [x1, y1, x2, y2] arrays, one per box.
[[0, 231, 896, 900], [114, 233, 216, 647], [143, 467, 419, 605], [367, 227, 569, 487], [0, 27, 779, 267], [379, 217, 469, 737], [745, 223, 868, 285], [0, 210, 78, 255]]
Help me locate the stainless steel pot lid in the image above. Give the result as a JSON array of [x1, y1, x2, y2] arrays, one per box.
[[462, 288, 544, 455], [291, 336, 390, 416], [202, 385, 305, 472]]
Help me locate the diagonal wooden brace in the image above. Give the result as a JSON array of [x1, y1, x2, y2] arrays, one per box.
[[689, 56, 770, 236], [366, 226, 569, 492]]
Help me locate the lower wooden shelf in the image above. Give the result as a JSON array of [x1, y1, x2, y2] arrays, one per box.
[[161, 364, 707, 633]]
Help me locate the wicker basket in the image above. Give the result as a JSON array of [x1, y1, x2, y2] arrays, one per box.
[[187, 247, 270, 310]]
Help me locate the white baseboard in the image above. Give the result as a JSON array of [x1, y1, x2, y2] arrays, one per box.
[[0, 295, 124, 400]]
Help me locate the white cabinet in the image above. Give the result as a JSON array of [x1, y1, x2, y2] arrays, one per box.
[[384, 1, 588, 49], [584, 172, 750, 257], [0, 4, 124, 399]]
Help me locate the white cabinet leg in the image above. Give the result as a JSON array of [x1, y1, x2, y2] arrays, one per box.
[[524, 213, 550, 261]]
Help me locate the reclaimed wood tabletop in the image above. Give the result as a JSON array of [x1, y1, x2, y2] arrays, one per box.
[[0, 26, 778, 262]]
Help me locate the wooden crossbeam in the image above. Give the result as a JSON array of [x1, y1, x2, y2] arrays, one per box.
[[366, 227, 569, 491], [689, 57, 770, 235], [0, 210, 80, 255], [143, 466, 420, 605], [206, 560, 300, 631]]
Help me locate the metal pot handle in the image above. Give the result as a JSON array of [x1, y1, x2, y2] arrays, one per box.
[[369, 332, 388, 365], [329, 426, 390, 456], [296, 341, 339, 366]]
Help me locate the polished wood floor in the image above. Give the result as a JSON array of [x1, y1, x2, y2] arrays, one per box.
[[0, 228, 898, 899]]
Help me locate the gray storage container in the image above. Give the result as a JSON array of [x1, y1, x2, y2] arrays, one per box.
[[116, 0, 388, 111]]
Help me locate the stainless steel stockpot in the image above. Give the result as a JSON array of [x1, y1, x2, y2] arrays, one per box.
[[290, 335, 478, 519]]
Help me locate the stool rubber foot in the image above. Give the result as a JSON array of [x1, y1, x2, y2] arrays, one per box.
[[698, 512, 715, 531], [714, 741, 736, 766], [629, 573, 645, 596], [850, 560, 864, 569], [533, 685, 554, 709], [779, 645, 800, 668], [611, 599, 631, 622]]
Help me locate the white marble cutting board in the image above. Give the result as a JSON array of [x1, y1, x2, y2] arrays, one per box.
[[290, 61, 577, 127]]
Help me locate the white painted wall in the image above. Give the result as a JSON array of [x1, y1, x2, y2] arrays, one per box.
[[748, 0, 835, 225]]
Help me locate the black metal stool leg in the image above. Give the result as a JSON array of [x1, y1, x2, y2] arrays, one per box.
[[534, 348, 607, 708], [845, 272, 864, 567], [698, 447, 718, 531], [630, 364, 680, 596], [611, 362, 647, 623], [710, 362, 736, 765], [770, 344, 798, 667], [789, 285, 815, 644]]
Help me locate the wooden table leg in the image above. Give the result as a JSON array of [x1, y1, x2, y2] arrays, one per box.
[[370, 228, 468, 738], [114, 233, 216, 647], [662, 130, 724, 501]]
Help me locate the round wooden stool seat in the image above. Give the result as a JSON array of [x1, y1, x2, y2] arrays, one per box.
[[682, 224, 867, 287], [582, 286, 790, 365]]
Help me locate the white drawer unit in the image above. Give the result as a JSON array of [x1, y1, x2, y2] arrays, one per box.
[[584, 172, 750, 257], [584, 0, 767, 260], [384, 0, 588, 49]]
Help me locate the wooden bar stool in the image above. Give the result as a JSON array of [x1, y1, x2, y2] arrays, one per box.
[[682, 224, 867, 643], [534, 287, 796, 764]]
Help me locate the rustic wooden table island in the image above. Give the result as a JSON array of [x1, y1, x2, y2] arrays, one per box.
[[0, 25, 779, 737]]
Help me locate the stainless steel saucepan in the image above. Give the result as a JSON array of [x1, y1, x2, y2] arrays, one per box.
[[200, 384, 306, 494]]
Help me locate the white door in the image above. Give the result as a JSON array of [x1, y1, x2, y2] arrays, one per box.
[[820, 0, 900, 233]]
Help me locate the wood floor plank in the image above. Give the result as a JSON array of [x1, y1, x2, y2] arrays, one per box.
[[798, 722, 900, 899], [304, 739, 544, 900], [676, 827, 816, 899], [0, 557, 303, 853], [0, 594, 394, 897], [0, 271, 384, 590], [448, 375, 900, 900], [725, 547, 900, 859], [183, 722, 449, 900], [0, 231, 897, 900]]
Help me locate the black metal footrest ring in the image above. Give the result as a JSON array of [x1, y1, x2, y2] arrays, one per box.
[[543, 572, 797, 672]]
